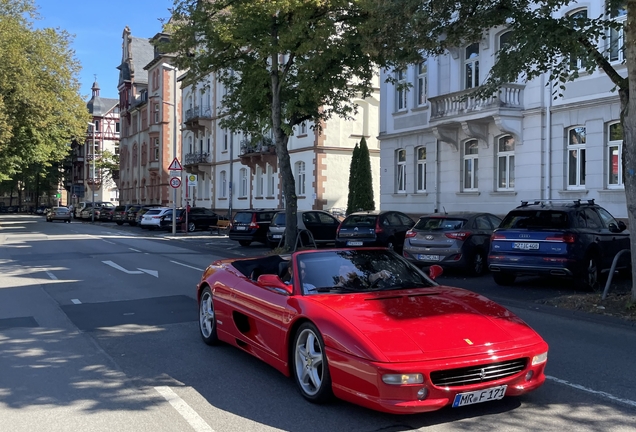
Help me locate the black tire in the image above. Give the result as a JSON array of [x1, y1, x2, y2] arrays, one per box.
[[292, 322, 333, 403], [198, 286, 219, 345], [188, 222, 196, 232], [239, 240, 252, 247], [493, 272, 516, 286], [116, 221, 124, 225], [468, 250, 487, 276], [66, 220, 71, 223], [577, 253, 601, 291]]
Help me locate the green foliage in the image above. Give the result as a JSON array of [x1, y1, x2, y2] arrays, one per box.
[[346, 143, 360, 214], [0, 0, 89, 182], [356, 137, 375, 211], [94, 149, 120, 179]]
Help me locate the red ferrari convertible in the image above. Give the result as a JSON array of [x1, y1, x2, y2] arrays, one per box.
[[197, 248, 548, 414]]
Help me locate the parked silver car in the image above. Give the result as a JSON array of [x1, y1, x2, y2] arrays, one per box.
[[402, 212, 502, 276], [46, 207, 72, 223]]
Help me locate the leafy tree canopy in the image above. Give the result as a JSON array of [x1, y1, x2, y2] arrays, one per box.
[[0, 0, 89, 181]]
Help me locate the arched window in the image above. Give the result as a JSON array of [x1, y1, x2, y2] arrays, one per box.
[[416, 147, 426, 192], [417, 61, 427, 106], [141, 142, 147, 166], [462, 140, 479, 190], [609, 5, 626, 63], [607, 122, 623, 188], [497, 136, 515, 190], [499, 31, 513, 49], [464, 43, 480, 89], [295, 161, 306, 195], [220, 171, 227, 198], [567, 126, 586, 188], [568, 9, 588, 69], [267, 164, 275, 196], [132, 143, 138, 167], [396, 149, 407, 193], [395, 69, 407, 111], [255, 166, 264, 197]]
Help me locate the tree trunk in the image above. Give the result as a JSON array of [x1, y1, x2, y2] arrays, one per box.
[[623, 0, 636, 302]]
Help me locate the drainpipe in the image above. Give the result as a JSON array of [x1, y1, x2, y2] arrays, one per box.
[[434, 139, 440, 213], [544, 73, 553, 200], [229, 131, 233, 219]]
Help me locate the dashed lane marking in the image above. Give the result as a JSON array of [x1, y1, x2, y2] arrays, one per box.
[[154, 386, 214, 432], [71, 299, 81, 305], [547, 375, 636, 408], [170, 261, 205, 272]]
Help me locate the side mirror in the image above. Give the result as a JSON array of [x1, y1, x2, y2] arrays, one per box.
[[428, 265, 443, 280], [618, 221, 627, 231], [257, 274, 293, 295], [608, 222, 626, 233]]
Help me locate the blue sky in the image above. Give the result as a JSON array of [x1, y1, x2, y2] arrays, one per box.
[[34, 0, 174, 100]]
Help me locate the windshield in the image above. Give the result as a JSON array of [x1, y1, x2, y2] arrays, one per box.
[[272, 212, 286, 226], [414, 217, 466, 231], [297, 250, 436, 295]]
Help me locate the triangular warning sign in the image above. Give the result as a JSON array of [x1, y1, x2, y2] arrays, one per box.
[[168, 157, 182, 171]]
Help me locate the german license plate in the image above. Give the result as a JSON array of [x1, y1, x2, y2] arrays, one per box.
[[512, 242, 539, 250], [347, 241, 363, 246], [235, 226, 247, 230], [452, 385, 507, 407], [273, 234, 282, 239], [164, 216, 171, 221], [418, 254, 440, 261]]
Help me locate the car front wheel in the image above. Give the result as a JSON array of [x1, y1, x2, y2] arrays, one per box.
[[199, 287, 219, 345], [469, 250, 487, 276], [292, 323, 332, 403], [188, 222, 196, 232]]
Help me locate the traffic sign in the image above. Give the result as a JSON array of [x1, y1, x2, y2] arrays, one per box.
[[170, 177, 182, 188], [186, 174, 198, 187], [168, 157, 182, 171]]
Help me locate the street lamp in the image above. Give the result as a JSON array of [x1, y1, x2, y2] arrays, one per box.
[[161, 63, 178, 236], [87, 121, 96, 223]]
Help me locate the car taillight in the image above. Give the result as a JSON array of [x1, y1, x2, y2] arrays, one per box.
[[152, 216, 161, 219], [375, 219, 383, 234], [491, 233, 506, 240], [405, 230, 416, 238], [546, 233, 576, 243], [249, 222, 259, 229], [445, 231, 471, 241]]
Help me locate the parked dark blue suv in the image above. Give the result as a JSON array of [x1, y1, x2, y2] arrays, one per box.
[[488, 199, 629, 290]]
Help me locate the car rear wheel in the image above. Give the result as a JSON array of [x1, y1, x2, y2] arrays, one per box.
[[238, 240, 252, 247], [188, 222, 196, 232], [493, 272, 516, 286], [578, 253, 600, 291], [292, 322, 332, 403], [116, 221, 123, 225], [199, 287, 219, 345], [469, 250, 486, 276]]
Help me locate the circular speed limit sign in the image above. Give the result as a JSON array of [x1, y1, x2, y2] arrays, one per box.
[[169, 177, 181, 188]]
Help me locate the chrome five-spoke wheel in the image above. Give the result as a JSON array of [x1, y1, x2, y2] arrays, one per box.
[[199, 287, 219, 345], [293, 323, 332, 403]]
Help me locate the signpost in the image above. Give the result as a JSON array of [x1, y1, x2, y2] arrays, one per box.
[[168, 157, 182, 235], [170, 177, 181, 188]]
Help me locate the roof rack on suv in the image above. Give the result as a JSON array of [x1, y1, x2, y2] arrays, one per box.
[[518, 199, 595, 208]]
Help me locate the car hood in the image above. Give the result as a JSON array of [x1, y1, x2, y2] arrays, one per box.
[[310, 287, 543, 362]]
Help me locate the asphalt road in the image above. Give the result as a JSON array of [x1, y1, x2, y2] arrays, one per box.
[[1, 215, 635, 432]]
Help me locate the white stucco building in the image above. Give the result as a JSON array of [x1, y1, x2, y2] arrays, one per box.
[[379, 2, 628, 219], [180, 73, 381, 216]]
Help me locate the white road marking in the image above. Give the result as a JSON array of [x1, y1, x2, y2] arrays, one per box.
[[129, 248, 142, 252], [154, 386, 214, 432], [102, 260, 143, 275], [71, 299, 81, 305], [138, 268, 159, 278], [45, 271, 57, 280], [103, 240, 115, 245], [547, 375, 636, 408], [170, 261, 204, 272]]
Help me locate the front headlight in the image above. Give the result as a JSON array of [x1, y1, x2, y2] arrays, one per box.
[[382, 373, 424, 385], [532, 352, 548, 365]]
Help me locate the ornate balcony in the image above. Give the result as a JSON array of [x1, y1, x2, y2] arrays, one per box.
[[184, 105, 213, 133], [184, 152, 211, 165], [239, 137, 277, 171], [429, 84, 524, 121]]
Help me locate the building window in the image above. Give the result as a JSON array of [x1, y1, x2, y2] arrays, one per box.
[[396, 69, 407, 111], [464, 43, 480, 89], [416, 147, 426, 192], [568, 9, 588, 69], [300, 121, 307, 135], [152, 138, 159, 161], [396, 149, 407, 193], [417, 61, 427, 106], [255, 166, 264, 197], [115, 122, 120, 133], [499, 31, 513, 48], [608, 122, 623, 188], [239, 168, 248, 197], [188, 136, 193, 154], [497, 135, 515, 190], [154, 103, 160, 123], [94, 120, 100, 131], [267, 164, 275, 196], [609, 5, 626, 63], [567, 127, 586, 188], [462, 140, 479, 190], [295, 161, 306, 196], [207, 137, 211, 153], [220, 171, 227, 198], [223, 129, 228, 151]]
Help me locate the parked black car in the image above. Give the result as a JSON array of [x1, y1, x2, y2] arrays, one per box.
[[228, 209, 278, 246], [160, 207, 226, 232], [335, 210, 415, 253], [489, 199, 630, 290], [113, 204, 138, 225], [402, 212, 502, 275], [266, 210, 340, 248]]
